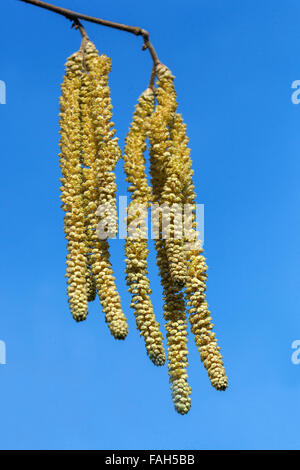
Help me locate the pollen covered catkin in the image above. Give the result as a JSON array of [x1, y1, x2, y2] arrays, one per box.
[[187, 254, 228, 391], [176, 111, 228, 391], [79, 41, 128, 339], [155, 241, 191, 414], [58, 34, 227, 411], [150, 90, 191, 412], [78, 72, 97, 305], [124, 87, 166, 366], [149, 64, 187, 288], [59, 51, 89, 322], [85, 41, 120, 233]]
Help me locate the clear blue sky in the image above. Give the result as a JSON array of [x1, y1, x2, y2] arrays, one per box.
[[1, 0, 300, 450]]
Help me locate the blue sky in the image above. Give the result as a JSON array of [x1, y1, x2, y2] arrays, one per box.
[[1, 0, 300, 450]]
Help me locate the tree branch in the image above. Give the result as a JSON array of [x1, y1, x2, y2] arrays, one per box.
[[19, 0, 160, 66]]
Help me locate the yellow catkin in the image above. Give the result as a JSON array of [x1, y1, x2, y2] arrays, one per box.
[[155, 239, 191, 414], [78, 68, 97, 304], [124, 87, 166, 366], [187, 257, 228, 391], [86, 42, 120, 231], [173, 113, 228, 391], [150, 80, 191, 412], [59, 51, 89, 322], [150, 64, 187, 288], [79, 41, 128, 339]]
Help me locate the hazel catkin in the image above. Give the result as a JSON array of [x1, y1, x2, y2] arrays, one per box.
[[176, 107, 228, 391], [149, 80, 191, 412], [149, 64, 187, 288], [57, 34, 228, 413], [79, 40, 128, 339], [124, 87, 166, 366], [155, 239, 191, 414], [59, 51, 89, 322], [186, 249, 228, 391]]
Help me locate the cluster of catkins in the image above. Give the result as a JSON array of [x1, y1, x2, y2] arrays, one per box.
[[59, 40, 128, 339], [59, 38, 228, 415]]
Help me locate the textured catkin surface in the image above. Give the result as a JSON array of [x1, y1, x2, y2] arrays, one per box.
[[59, 41, 128, 339], [156, 239, 191, 415], [149, 63, 228, 412], [79, 73, 97, 305], [150, 64, 187, 288], [186, 256, 228, 391], [124, 88, 166, 366], [58, 40, 227, 413], [81, 41, 128, 339], [149, 66, 192, 413], [175, 99, 228, 392], [59, 52, 89, 322]]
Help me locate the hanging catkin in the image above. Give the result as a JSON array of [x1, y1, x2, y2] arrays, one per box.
[[172, 112, 228, 391], [151, 64, 187, 287], [79, 40, 128, 339], [150, 178, 191, 414], [124, 87, 166, 366], [57, 25, 227, 412], [59, 51, 89, 322], [156, 239, 191, 414], [78, 59, 97, 305], [149, 68, 191, 413]]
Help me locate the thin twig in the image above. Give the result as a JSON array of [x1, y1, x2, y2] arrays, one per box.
[[73, 18, 89, 42], [148, 65, 156, 92], [19, 0, 161, 65]]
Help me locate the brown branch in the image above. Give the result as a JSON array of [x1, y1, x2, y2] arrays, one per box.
[[73, 18, 89, 42], [148, 65, 156, 91], [19, 0, 160, 65]]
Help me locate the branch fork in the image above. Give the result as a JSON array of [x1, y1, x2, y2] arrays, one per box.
[[20, 0, 160, 66]]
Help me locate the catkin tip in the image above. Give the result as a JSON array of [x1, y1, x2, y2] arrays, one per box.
[[109, 322, 129, 340], [149, 352, 166, 367], [72, 313, 88, 323], [212, 377, 228, 391]]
